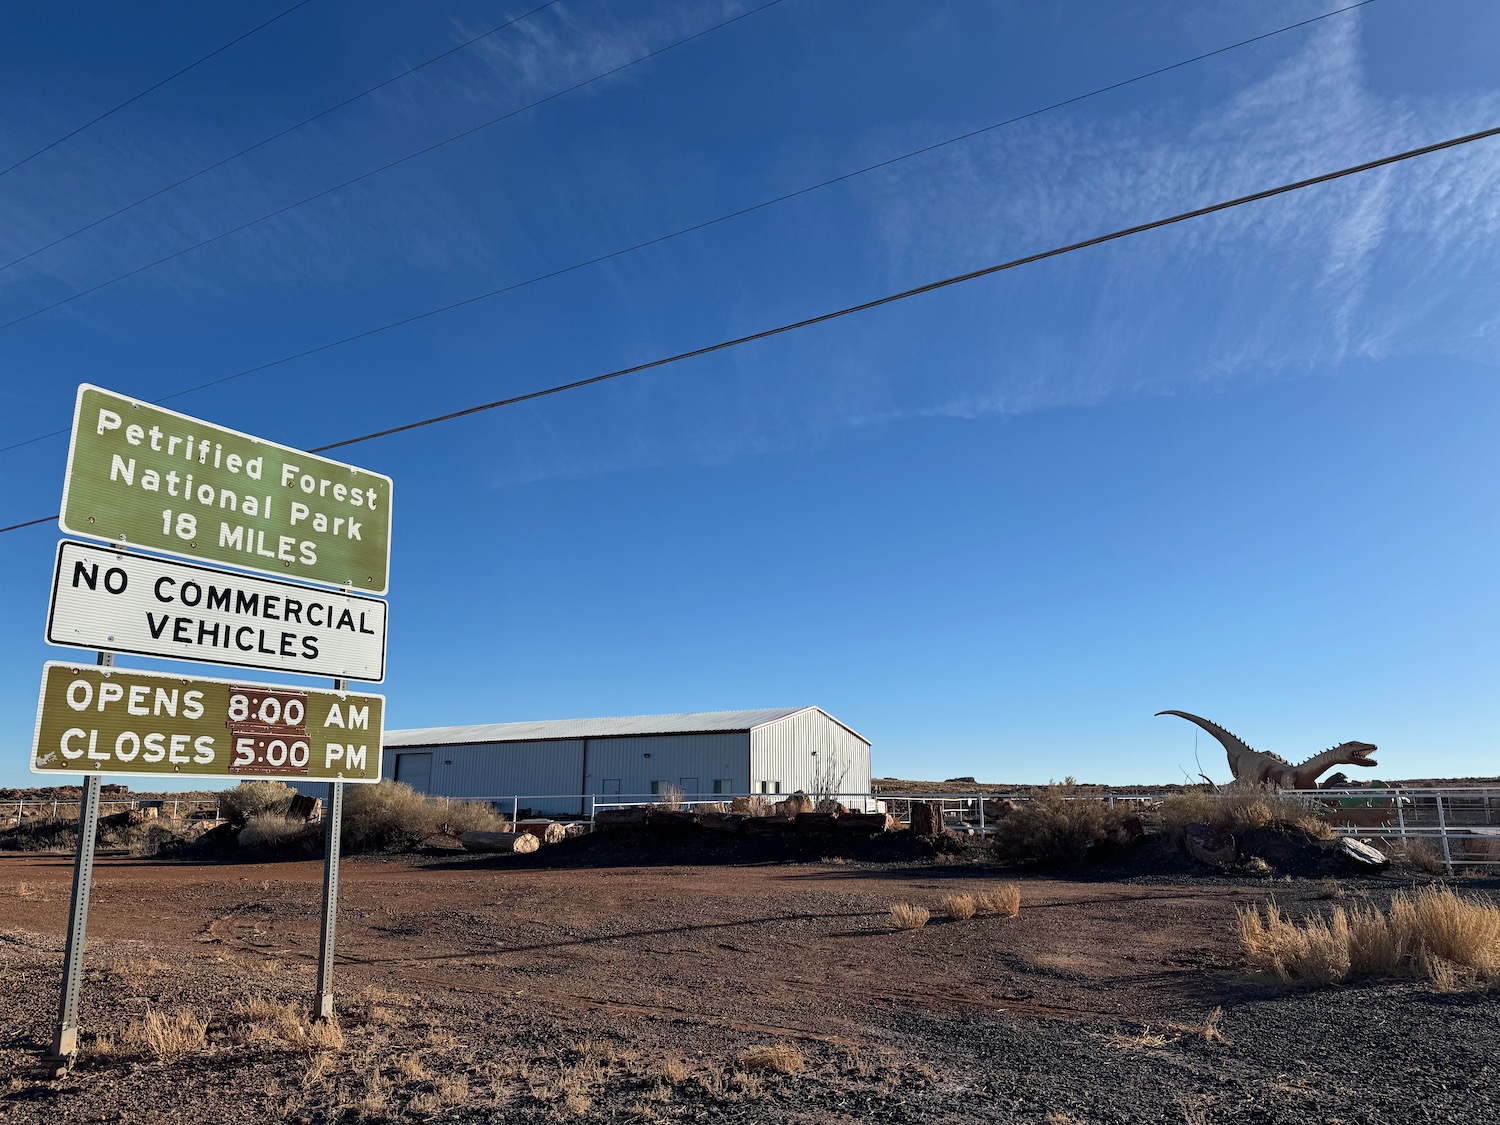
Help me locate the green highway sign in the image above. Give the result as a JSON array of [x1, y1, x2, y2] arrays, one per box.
[[31, 662, 384, 783], [60, 385, 393, 594]]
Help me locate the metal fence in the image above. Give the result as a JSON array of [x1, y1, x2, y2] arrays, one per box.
[[5, 797, 221, 823], [1280, 786, 1500, 874]]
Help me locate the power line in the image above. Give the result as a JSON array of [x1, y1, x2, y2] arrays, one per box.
[[0, 0, 1377, 456], [3, 120, 1494, 535], [308, 124, 1500, 452], [0, 0, 564, 277], [0, 0, 789, 336], [0, 0, 317, 180]]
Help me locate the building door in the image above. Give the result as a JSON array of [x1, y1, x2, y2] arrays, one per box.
[[679, 777, 699, 796], [602, 779, 621, 794], [395, 752, 433, 794]]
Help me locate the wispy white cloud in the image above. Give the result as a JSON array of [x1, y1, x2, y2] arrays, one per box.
[[481, 12, 1500, 488]]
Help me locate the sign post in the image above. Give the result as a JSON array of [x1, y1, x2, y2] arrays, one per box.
[[44, 652, 111, 1074], [315, 674, 346, 1025]]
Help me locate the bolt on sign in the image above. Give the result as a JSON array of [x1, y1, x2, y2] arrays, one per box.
[[59, 384, 393, 594], [47, 541, 388, 681], [31, 662, 384, 783]]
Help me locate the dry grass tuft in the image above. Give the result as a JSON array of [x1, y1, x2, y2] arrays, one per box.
[[738, 1043, 806, 1074], [115, 1006, 209, 1060], [888, 903, 930, 930], [940, 893, 976, 921], [1164, 1007, 1230, 1045], [1293, 815, 1335, 841], [1103, 1026, 1172, 1050], [974, 883, 1022, 917], [659, 1057, 690, 1084], [1318, 879, 1348, 900], [1402, 838, 1448, 875], [229, 996, 345, 1050], [1238, 885, 1500, 987], [991, 782, 1137, 865]]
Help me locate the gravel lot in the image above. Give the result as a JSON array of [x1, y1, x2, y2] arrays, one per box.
[[0, 845, 1494, 1123]]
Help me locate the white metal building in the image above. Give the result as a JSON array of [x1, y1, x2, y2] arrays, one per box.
[[379, 707, 871, 816]]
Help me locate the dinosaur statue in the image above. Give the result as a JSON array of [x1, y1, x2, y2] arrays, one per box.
[[1156, 710, 1377, 790]]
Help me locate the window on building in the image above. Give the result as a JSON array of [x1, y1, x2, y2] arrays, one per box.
[[712, 779, 735, 795], [650, 780, 671, 795], [757, 781, 783, 795]]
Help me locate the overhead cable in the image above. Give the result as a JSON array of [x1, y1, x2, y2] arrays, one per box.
[[0, 0, 1378, 456], [2, 119, 1494, 536], [0, 0, 789, 334], [0, 0, 564, 277], [0, 0, 317, 180]]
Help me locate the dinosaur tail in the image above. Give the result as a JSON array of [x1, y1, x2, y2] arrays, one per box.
[[1155, 710, 1257, 767]]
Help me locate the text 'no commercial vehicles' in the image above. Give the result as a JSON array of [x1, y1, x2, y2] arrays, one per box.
[[367, 707, 871, 816]]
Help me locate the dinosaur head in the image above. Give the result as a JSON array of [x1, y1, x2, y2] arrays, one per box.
[[1333, 741, 1378, 769]]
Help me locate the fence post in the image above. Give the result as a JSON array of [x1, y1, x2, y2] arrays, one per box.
[[1395, 787, 1408, 842], [1434, 793, 1454, 876], [512, 796, 519, 825], [979, 796, 986, 833]]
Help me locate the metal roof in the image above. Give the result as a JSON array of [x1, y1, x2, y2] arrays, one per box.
[[386, 706, 867, 747]]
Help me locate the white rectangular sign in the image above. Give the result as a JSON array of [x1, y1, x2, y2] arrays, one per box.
[[46, 540, 388, 682]]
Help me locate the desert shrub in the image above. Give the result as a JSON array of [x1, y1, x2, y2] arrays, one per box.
[[1238, 885, 1500, 987], [888, 903, 930, 930], [0, 817, 77, 852], [974, 883, 1022, 917], [434, 800, 509, 838], [219, 781, 295, 827], [1402, 838, 1448, 875], [1157, 785, 1326, 842], [238, 813, 315, 851], [940, 893, 976, 921], [741, 795, 774, 817], [656, 784, 685, 811], [991, 783, 1135, 866], [738, 1044, 806, 1074], [341, 780, 441, 852]]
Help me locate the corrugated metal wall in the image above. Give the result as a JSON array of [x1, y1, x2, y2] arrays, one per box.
[[750, 709, 871, 805], [585, 733, 750, 801], [389, 739, 584, 816]]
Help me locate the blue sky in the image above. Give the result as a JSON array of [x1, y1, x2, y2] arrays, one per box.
[[0, 0, 1496, 789]]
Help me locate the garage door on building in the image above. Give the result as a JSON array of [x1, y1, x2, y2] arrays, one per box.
[[394, 752, 433, 794]]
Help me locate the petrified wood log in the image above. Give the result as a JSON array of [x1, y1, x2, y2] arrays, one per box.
[[516, 820, 566, 844], [910, 801, 946, 837], [1183, 822, 1237, 867], [461, 830, 539, 854], [593, 807, 649, 830]]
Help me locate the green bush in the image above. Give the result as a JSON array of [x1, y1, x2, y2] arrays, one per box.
[[218, 781, 295, 827], [991, 782, 1135, 866]]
